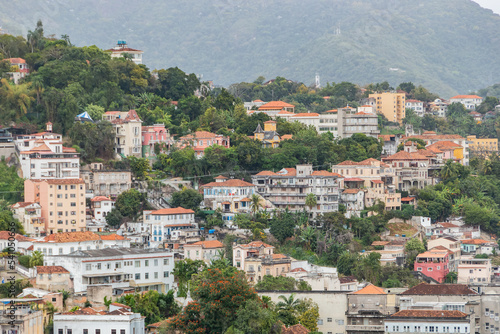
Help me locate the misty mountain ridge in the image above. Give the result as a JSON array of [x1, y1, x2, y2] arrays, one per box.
[[1, 0, 500, 97]]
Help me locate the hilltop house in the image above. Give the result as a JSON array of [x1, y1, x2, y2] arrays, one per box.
[[103, 110, 143, 158], [177, 131, 230, 159]]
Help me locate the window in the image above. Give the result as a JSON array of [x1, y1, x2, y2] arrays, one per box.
[[154, 259, 158, 266], [135, 260, 140, 267], [58, 330, 63, 334], [86, 264, 91, 271], [135, 273, 141, 280], [145, 273, 149, 279], [83, 330, 88, 334], [164, 271, 169, 278], [318, 319, 323, 325], [145, 260, 149, 267], [112, 330, 116, 334], [155, 272, 158, 279], [164, 258, 169, 265], [327, 318, 333, 322], [97, 263, 101, 270], [67, 330, 72, 334], [120, 331, 125, 334], [96, 330, 100, 334], [335, 319, 344, 325]]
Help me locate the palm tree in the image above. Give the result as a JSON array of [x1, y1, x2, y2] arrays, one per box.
[[250, 194, 262, 218], [30, 75, 44, 106], [305, 193, 317, 219], [276, 294, 300, 313], [29, 250, 43, 268], [299, 227, 316, 250]]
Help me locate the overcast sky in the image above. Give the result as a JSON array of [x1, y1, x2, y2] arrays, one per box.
[[472, 0, 500, 14]]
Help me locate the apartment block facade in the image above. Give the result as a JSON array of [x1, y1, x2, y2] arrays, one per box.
[[103, 110, 143, 158], [25, 178, 87, 234], [252, 165, 342, 217], [369, 91, 406, 124], [81, 162, 132, 198]]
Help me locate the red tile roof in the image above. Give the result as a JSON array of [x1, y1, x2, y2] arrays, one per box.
[[461, 239, 490, 245], [0, 231, 34, 241], [202, 179, 255, 188], [382, 151, 429, 161], [258, 101, 295, 110], [214, 175, 228, 180], [344, 178, 364, 182], [401, 197, 416, 202], [426, 141, 462, 150], [272, 253, 288, 259], [12, 202, 36, 208], [401, 283, 478, 295], [239, 241, 273, 249], [371, 180, 384, 184], [281, 134, 293, 140], [179, 131, 220, 140], [353, 284, 386, 295], [343, 189, 362, 194], [406, 99, 423, 103], [311, 170, 342, 177], [150, 207, 195, 215], [282, 324, 310, 334], [255, 171, 277, 176], [291, 113, 319, 117], [186, 240, 224, 249], [5, 57, 26, 64], [37, 231, 125, 243], [450, 95, 482, 100], [110, 302, 130, 309], [390, 310, 468, 319], [36, 266, 69, 274], [91, 196, 112, 202]]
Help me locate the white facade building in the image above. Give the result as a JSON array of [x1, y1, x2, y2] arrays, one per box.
[[449, 95, 483, 111], [15, 129, 80, 179], [143, 207, 196, 247], [11, 201, 44, 237], [46, 248, 175, 294], [54, 304, 144, 334], [405, 99, 425, 117], [384, 310, 471, 333], [91, 196, 115, 223]]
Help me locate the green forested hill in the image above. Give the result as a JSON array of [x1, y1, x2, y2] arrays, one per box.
[[1, 0, 499, 97]]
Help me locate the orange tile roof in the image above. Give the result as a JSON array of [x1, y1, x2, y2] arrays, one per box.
[[163, 223, 193, 228], [62, 146, 77, 153], [426, 141, 462, 150], [282, 324, 310, 334], [110, 302, 130, 309], [353, 284, 386, 295], [179, 131, 219, 140], [416, 249, 450, 258], [187, 240, 224, 249], [150, 207, 195, 215], [31, 143, 51, 152], [5, 57, 26, 64], [371, 180, 384, 184], [343, 189, 362, 194], [403, 134, 464, 140], [311, 170, 342, 177], [12, 202, 36, 208], [390, 310, 468, 319], [291, 113, 319, 117], [344, 178, 364, 182], [372, 241, 389, 246], [240, 197, 252, 202], [279, 168, 297, 176], [0, 231, 34, 241], [91, 196, 112, 202], [202, 179, 255, 188], [36, 266, 69, 274], [382, 151, 429, 161], [36, 231, 125, 243], [406, 99, 423, 103], [450, 95, 482, 100], [61, 307, 106, 315], [258, 101, 295, 110], [214, 175, 228, 179], [325, 109, 338, 113], [45, 178, 85, 185], [255, 171, 277, 176], [461, 239, 490, 245], [337, 160, 360, 166], [401, 197, 416, 202], [272, 253, 288, 259], [239, 241, 273, 249], [281, 134, 293, 140]]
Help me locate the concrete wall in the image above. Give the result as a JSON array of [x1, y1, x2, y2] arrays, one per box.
[[87, 285, 113, 304]]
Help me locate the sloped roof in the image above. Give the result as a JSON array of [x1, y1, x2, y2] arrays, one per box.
[[238, 241, 273, 249], [291, 113, 319, 117], [0, 231, 34, 241], [343, 189, 362, 194], [282, 324, 310, 334], [90, 196, 112, 202], [382, 151, 429, 161], [214, 175, 228, 180], [186, 240, 224, 249], [150, 207, 195, 215], [12, 202, 36, 208], [427, 141, 463, 150], [5, 57, 26, 64], [258, 101, 295, 110], [450, 95, 482, 100], [202, 179, 255, 188], [311, 170, 342, 177], [461, 239, 490, 245], [390, 310, 468, 319], [36, 231, 125, 243], [281, 134, 293, 140], [180, 131, 220, 140], [255, 170, 277, 176], [36, 266, 69, 274], [353, 284, 386, 295]]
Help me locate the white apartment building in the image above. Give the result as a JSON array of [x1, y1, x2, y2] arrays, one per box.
[[81, 162, 132, 198], [11, 201, 44, 237], [54, 304, 144, 334], [457, 257, 492, 285], [143, 207, 196, 247], [252, 164, 342, 217], [103, 110, 143, 158], [184, 240, 225, 264], [34, 231, 130, 256], [385, 310, 471, 334], [449, 95, 483, 111], [405, 99, 425, 117], [15, 125, 80, 179], [428, 98, 448, 118], [46, 248, 175, 294], [91, 196, 115, 223]]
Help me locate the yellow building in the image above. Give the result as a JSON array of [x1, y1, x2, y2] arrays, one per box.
[[369, 92, 406, 124], [253, 120, 281, 148], [467, 135, 498, 157]]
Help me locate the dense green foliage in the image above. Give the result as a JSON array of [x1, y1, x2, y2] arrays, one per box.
[[116, 290, 180, 325], [170, 188, 203, 212], [254, 276, 312, 291]]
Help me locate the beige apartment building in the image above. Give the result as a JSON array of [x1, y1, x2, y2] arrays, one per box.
[[467, 135, 498, 157], [183, 240, 224, 264], [369, 91, 406, 124], [103, 110, 143, 158], [25, 179, 87, 234]]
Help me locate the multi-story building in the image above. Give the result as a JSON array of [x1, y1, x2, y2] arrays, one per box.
[[342, 109, 380, 138], [369, 91, 406, 124], [233, 241, 274, 271], [467, 135, 498, 157], [15, 125, 80, 179], [427, 237, 461, 271], [143, 207, 196, 247], [4, 57, 30, 83], [201, 176, 257, 224], [81, 162, 132, 198], [405, 99, 425, 117], [0, 231, 34, 254], [457, 257, 492, 285], [379, 134, 401, 157], [35, 265, 72, 292], [244, 99, 267, 112], [24, 178, 87, 234], [252, 164, 342, 217], [11, 201, 44, 236], [183, 240, 225, 264], [33, 231, 130, 256], [106, 40, 144, 65], [333, 158, 398, 187], [103, 110, 143, 158], [46, 248, 175, 294], [90, 196, 115, 223], [428, 98, 448, 118], [0, 301, 43, 334], [346, 284, 396, 334], [449, 95, 483, 111], [178, 130, 230, 158], [384, 310, 471, 334], [403, 131, 469, 165], [54, 304, 145, 334], [142, 124, 173, 158], [382, 151, 432, 191], [414, 247, 450, 283], [252, 120, 282, 148], [341, 189, 365, 218]]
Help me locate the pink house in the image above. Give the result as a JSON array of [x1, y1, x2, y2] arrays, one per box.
[[178, 131, 230, 159], [142, 124, 173, 157], [414, 247, 450, 283], [4, 58, 30, 83]]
